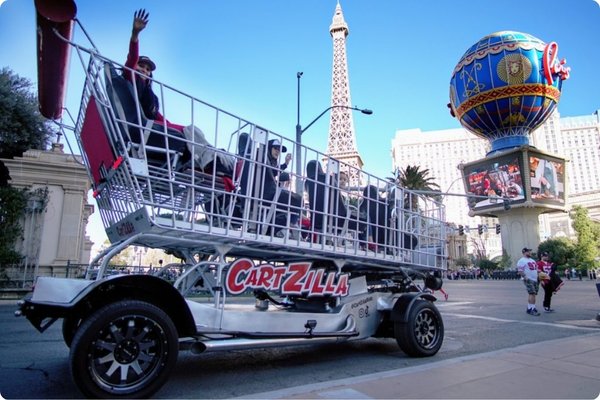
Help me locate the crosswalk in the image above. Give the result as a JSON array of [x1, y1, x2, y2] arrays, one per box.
[[437, 301, 600, 331]]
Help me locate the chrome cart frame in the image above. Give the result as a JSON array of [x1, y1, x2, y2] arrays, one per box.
[[17, 18, 447, 399]]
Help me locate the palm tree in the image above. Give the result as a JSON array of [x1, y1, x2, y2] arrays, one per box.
[[393, 165, 440, 192], [386, 165, 440, 224], [390, 165, 441, 209], [387, 166, 442, 238]]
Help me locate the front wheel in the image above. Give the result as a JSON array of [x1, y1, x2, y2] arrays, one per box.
[[394, 299, 444, 357], [69, 300, 178, 398], [62, 316, 82, 348]]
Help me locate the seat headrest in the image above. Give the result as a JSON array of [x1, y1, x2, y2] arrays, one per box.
[[364, 185, 379, 199], [238, 132, 252, 157], [306, 160, 324, 178], [104, 63, 147, 125]]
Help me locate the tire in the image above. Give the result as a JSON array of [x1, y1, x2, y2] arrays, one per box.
[[394, 299, 444, 357], [62, 316, 82, 348], [69, 300, 179, 398]]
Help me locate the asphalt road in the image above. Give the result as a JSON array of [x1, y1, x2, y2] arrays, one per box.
[[0, 279, 598, 399]]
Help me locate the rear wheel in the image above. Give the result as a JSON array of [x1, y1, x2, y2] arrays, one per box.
[[69, 300, 178, 398], [394, 299, 443, 357]]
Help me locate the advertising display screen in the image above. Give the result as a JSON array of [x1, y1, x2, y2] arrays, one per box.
[[463, 154, 526, 210], [529, 153, 566, 205]]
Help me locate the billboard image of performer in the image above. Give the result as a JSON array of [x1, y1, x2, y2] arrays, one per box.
[[529, 154, 565, 204], [463, 154, 526, 210]]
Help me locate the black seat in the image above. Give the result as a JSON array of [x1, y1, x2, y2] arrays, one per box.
[[360, 185, 391, 246], [238, 134, 302, 233], [204, 132, 252, 225], [305, 160, 363, 240], [361, 185, 418, 251], [104, 63, 187, 166], [257, 148, 302, 232]]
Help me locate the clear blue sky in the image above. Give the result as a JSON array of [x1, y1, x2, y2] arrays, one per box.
[[1, 0, 599, 246]]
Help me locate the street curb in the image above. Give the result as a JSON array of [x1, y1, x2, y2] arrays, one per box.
[[236, 332, 600, 399]]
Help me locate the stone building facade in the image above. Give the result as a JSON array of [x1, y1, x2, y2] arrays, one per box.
[[2, 143, 93, 269]]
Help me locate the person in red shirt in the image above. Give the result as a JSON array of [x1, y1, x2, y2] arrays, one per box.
[[124, 9, 184, 132], [536, 251, 562, 312]]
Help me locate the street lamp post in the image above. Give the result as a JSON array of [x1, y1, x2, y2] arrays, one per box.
[[444, 176, 464, 195], [294, 72, 372, 194], [411, 190, 512, 211], [295, 72, 303, 196]]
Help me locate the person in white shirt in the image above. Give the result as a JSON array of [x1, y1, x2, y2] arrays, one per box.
[[517, 247, 540, 316]]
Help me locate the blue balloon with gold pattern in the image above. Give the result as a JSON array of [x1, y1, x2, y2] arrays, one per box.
[[449, 31, 570, 154]]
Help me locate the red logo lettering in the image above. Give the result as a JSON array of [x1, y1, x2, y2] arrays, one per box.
[[543, 42, 570, 85], [282, 263, 311, 294], [226, 258, 253, 295], [224, 260, 350, 297], [334, 275, 349, 296], [116, 221, 135, 237], [308, 269, 325, 296]]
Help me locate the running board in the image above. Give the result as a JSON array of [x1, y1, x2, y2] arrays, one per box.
[[189, 335, 356, 354], [187, 318, 359, 353], [193, 328, 360, 340]]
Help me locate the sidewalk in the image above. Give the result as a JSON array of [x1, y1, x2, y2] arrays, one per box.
[[242, 333, 600, 399]]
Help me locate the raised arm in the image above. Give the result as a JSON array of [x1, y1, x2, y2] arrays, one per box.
[[131, 8, 149, 43], [281, 153, 292, 170], [125, 9, 149, 75]]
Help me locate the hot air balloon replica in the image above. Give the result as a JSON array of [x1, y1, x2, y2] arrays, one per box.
[[449, 31, 570, 261]]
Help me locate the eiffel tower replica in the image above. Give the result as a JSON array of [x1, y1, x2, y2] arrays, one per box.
[[327, 1, 363, 185]]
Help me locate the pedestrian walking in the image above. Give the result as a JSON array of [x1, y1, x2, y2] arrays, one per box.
[[517, 247, 540, 316]]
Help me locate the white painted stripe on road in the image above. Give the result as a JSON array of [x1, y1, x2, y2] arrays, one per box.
[[315, 388, 373, 399], [435, 301, 473, 307], [444, 312, 600, 331]]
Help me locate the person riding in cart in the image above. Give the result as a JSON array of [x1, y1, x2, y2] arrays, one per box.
[[124, 9, 184, 132]]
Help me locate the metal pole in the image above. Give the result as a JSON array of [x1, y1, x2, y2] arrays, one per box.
[[138, 249, 142, 274], [410, 189, 511, 209], [295, 72, 303, 195], [293, 78, 372, 195]]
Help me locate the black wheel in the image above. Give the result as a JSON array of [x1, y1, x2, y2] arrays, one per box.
[[62, 316, 82, 348], [394, 299, 444, 357], [69, 300, 178, 398]]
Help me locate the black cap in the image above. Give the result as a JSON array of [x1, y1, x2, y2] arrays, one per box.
[[138, 56, 156, 71], [268, 139, 287, 153], [522, 247, 532, 253]]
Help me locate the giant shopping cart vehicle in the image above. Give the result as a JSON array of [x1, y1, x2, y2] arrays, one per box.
[[16, 2, 448, 398]]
